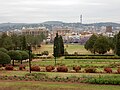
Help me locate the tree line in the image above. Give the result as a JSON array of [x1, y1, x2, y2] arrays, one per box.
[[84, 32, 120, 56], [0, 32, 46, 50]]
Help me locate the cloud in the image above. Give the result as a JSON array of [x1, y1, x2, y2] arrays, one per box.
[[0, 0, 119, 23]]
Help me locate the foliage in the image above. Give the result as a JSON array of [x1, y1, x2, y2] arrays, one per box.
[[0, 48, 8, 53], [84, 75, 120, 85], [8, 50, 22, 60], [57, 66, 68, 72], [46, 65, 55, 72], [104, 67, 112, 73], [84, 34, 98, 54], [0, 33, 13, 50], [84, 67, 96, 73], [73, 65, 81, 72], [5, 64, 14, 70], [17, 51, 29, 60], [31, 65, 40, 71], [65, 56, 120, 59], [94, 35, 110, 54], [0, 51, 11, 64], [21, 36, 27, 50], [115, 31, 120, 56], [53, 33, 64, 57], [19, 64, 26, 70]]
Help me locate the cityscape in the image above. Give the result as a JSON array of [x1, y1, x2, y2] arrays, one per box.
[[0, 0, 120, 90]]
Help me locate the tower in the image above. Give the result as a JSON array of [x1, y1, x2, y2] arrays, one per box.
[[80, 15, 82, 24]]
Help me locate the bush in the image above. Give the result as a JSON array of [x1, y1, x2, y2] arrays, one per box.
[[74, 52, 78, 56], [65, 56, 120, 59], [0, 51, 11, 65], [5, 64, 13, 70], [0, 48, 8, 53], [117, 68, 120, 74], [46, 65, 55, 72], [73, 66, 81, 72], [57, 66, 68, 72], [41, 51, 49, 56], [104, 67, 112, 73], [31, 65, 40, 71], [19, 64, 26, 70], [85, 67, 96, 73]]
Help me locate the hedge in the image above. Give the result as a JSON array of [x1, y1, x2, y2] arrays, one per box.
[[65, 56, 120, 59]]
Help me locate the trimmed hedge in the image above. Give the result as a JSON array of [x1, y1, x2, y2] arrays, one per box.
[[65, 56, 120, 59], [65, 54, 115, 56], [84, 76, 120, 85]]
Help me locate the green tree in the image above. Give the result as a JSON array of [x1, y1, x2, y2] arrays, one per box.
[[0, 48, 8, 53], [93, 35, 110, 54], [115, 31, 120, 56], [59, 35, 64, 56], [84, 34, 98, 54], [8, 50, 22, 66], [0, 33, 13, 50], [21, 36, 27, 50], [0, 51, 11, 66], [11, 34, 21, 50], [17, 51, 29, 64]]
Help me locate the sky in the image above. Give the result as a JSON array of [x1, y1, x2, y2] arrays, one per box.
[[0, 0, 120, 23]]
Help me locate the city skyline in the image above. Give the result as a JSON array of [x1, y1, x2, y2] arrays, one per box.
[[0, 0, 120, 24]]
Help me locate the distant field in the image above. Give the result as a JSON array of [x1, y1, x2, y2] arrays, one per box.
[[0, 81, 120, 90], [33, 44, 90, 55]]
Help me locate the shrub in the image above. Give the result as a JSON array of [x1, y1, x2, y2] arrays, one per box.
[[117, 68, 120, 74], [57, 66, 68, 72], [104, 67, 112, 73], [19, 64, 26, 70], [85, 67, 96, 73], [5, 64, 13, 70], [74, 52, 78, 56], [41, 51, 49, 56], [0, 51, 11, 65], [65, 56, 120, 59], [31, 65, 40, 71], [46, 65, 55, 72], [73, 66, 81, 72]]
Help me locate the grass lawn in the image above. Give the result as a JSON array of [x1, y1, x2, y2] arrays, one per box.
[[33, 44, 90, 55], [0, 81, 120, 90]]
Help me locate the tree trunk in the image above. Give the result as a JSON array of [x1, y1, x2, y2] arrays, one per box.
[[13, 60, 14, 66]]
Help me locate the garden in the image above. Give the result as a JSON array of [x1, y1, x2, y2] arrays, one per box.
[[0, 33, 120, 90]]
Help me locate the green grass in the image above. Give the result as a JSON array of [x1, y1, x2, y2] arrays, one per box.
[[33, 44, 90, 55], [0, 81, 120, 90], [31, 58, 120, 68]]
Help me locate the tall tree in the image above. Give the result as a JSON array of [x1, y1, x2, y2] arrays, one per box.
[[115, 31, 120, 56], [93, 35, 110, 54], [84, 34, 98, 54], [53, 33, 60, 58], [59, 35, 64, 56], [21, 36, 27, 50]]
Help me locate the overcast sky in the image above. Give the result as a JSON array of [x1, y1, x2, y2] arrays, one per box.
[[0, 0, 120, 23]]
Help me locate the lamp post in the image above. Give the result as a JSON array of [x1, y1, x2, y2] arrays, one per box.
[[28, 44, 32, 73]]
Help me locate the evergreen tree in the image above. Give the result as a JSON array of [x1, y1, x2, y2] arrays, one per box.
[[53, 33, 60, 57], [22, 36, 27, 50], [84, 34, 98, 54], [59, 35, 64, 56], [115, 31, 120, 56]]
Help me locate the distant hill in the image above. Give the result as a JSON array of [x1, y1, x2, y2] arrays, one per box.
[[43, 21, 64, 25], [0, 21, 120, 32], [91, 22, 120, 27]]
